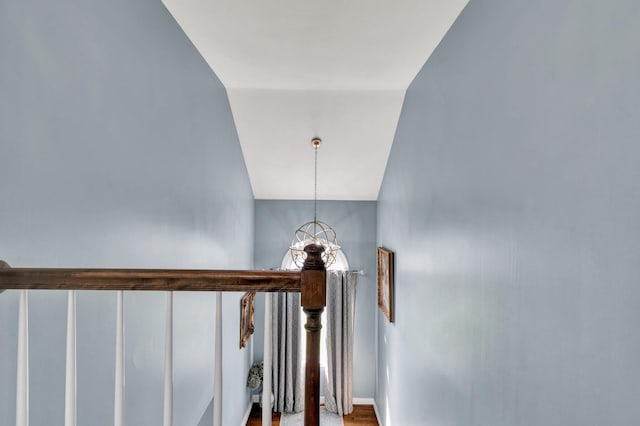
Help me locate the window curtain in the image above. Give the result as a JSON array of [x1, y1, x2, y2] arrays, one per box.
[[324, 270, 358, 415], [271, 292, 304, 413]]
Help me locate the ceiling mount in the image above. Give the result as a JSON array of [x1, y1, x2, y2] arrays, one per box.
[[311, 137, 322, 148]]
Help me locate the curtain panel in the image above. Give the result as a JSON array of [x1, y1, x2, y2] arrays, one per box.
[[324, 270, 357, 415], [271, 292, 304, 413], [270, 270, 357, 415]]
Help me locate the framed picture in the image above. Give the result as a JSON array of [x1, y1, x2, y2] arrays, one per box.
[[240, 291, 255, 349], [377, 247, 395, 323]]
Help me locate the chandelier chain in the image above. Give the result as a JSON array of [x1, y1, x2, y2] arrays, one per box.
[[314, 144, 318, 225]]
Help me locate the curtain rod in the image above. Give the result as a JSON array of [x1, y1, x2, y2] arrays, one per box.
[[275, 268, 364, 275]]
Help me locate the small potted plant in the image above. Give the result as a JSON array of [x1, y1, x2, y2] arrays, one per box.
[[247, 361, 273, 408], [247, 361, 263, 391]]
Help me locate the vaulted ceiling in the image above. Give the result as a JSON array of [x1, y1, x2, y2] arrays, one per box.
[[162, 0, 469, 200]]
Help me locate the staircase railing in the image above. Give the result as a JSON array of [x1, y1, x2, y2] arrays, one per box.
[[0, 245, 326, 426]]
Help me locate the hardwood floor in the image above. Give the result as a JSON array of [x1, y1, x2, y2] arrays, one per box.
[[246, 404, 281, 426], [343, 405, 378, 425], [246, 404, 379, 425]]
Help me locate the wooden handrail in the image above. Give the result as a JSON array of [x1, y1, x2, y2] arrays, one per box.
[[0, 267, 301, 292], [0, 254, 326, 426]]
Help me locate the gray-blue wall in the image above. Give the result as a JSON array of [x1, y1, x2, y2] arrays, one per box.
[[0, 0, 254, 424], [254, 200, 377, 399], [376, 1, 640, 425]]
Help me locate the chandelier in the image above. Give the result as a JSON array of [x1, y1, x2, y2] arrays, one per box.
[[289, 137, 340, 268]]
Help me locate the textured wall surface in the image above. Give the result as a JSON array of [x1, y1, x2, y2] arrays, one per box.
[[376, 0, 640, 425], [0, 0, 254, 424], [254, 200, 377, 399]]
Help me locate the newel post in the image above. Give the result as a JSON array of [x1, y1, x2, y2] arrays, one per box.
[[301, 245, 326, 426]]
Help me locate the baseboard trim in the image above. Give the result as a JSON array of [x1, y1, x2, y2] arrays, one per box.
[[372, 400, 382, 425], [241, 400, 253, 426]]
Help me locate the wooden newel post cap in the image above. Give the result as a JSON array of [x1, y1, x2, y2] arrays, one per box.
[[301, 244, 326, 309], [302, 244, 325, 271]]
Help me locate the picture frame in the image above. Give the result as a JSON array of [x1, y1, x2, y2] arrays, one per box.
[[377, 247, 395, 323], [240, 291, 255, 349]]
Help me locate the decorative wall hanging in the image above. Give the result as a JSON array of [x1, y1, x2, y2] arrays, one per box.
[[377, 247, 395, 323], [240, 291, 255, 349]]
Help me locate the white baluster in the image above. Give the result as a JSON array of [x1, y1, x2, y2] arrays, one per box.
[[16, 290, 29, 426], [163, 292, 173, 426], [262, 293, 272, 426], [65, 290, 77, 426], [213, 292, 222, 426], [114, 291, 124, 426]]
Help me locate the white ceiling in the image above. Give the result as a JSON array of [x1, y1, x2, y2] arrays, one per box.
[[162, 0, 468, 200]]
